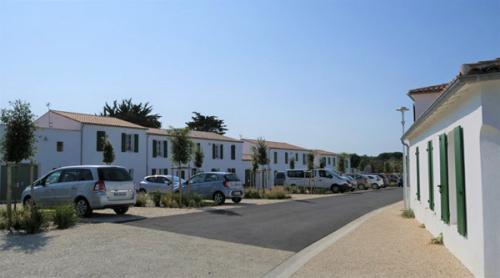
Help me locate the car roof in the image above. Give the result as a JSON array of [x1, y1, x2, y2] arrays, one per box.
[[55, 165, 127, 170]]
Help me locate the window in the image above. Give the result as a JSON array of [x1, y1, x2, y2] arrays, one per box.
[[231, 145, 236, 160], [328, 157, 331, 165], [212, 144, 224, 159], [60, 169, 93, 182], [295, 153, 298, 161], [319, 170, 333, 178], [56, 141, 64, 152], [163, 168, 168, 175], [190, 174, 205, 184], [197, 143, 201, 151], [45, 171, 62, 185], [227, 168, 236, 173], [153, 140, 168, 158], [122, 133, 139, 152], [152, 169, 157, 175], [287, 170, 305, 178], [285, 153, 289, 164], [224, 173, 240, 181], [274, 152, 278, 164], [303, 153, 306, 165], [96, 131, 106, 151], [205, 173, 220, 182], [98, 167, 132, 181]]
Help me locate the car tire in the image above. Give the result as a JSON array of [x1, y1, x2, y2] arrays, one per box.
[[357, 184, 365, 190], [113, 206, 129, 215], [213, 192, 226, 205], [232, 197, 242, 204], [75, 198, 92, 217], [371, 183, 380, 190], [331, 184, 340, 194]]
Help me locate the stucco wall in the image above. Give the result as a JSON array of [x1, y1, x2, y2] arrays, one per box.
[[36, 111, 81, 130], [413, 93, 441, 120]]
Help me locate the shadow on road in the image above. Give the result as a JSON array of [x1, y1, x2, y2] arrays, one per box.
[[0, 232, 52, 253]]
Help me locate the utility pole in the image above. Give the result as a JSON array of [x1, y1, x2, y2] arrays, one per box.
[[397, 106, 410, 209]]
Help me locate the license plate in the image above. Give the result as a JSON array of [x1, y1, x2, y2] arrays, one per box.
[[232, 191, 241, 196], [114, 192, 126, 196]]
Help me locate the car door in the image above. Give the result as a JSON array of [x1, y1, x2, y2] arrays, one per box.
[[40, 170, 63, 206], [188, 174, 206, 196], [57, 168, 82, 205], [155, 176, 170, 193], [203, 174, 222, 196]]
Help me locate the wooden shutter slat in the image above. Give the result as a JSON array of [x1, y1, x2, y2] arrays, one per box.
[[439, 134, 450, 223], [121, 133, 126, 152], [134, 134, 139, 153], [454, 126, 467, 236], [163, 141, 168, 158], [416, 147, 420, 201], [428, 140, 434, 211], [153, 140, 157, 158]]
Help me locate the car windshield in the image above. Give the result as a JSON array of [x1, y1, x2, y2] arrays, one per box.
[[224, 174, 240, 181], [98, 167, 132, 181]]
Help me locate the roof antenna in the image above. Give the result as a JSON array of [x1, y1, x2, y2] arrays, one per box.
[[47, 102, 53, 128]]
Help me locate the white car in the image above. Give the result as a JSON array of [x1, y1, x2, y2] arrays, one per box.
[[364, 175, 384, 189], [284, 169, 351, 193], [138, 175, 184, 193]]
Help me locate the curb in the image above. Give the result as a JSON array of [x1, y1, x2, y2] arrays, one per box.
[[263, 201, 401, 278]]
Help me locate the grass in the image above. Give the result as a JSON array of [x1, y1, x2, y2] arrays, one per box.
[[431, 233, 444, 245], [401, 209, 415, 219]]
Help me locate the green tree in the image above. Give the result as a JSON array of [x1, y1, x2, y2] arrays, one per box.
[[307, 153, 315, 170], [102, 139, 115, 165], [1, 100, 36, 230], [170, 127, 194, 200], [193, 147, 204, 169], [251, 138, 268, 191], [101, 99, 161, 128], [186, 112, 227, 135]]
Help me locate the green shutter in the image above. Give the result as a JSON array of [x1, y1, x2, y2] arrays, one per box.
[[220, 144, 224, 159], [134, 134, 139, 152], [152, 140, 157, 158], [439, 134, 450, 223], [427, 140, 434, 210], [416, 147, 420, 201], [454, 126, 467, 236], [212, 144, 216, 159], [163, 141, 168, 157], [121, 133, 126, 152]]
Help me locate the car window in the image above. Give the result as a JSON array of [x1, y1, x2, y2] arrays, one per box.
[[190, 174, 205, 184], [60, 169, 94, 183], [224, 174, 240, 182], [98, 167, 132, 181], [45, 170, 62, 185], [145, 177, 156, 182], [319, 170, 333, 178], [157, 177, 168, 184], [205, 174, 220, 182]]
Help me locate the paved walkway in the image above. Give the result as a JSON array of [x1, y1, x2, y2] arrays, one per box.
[[293, 201, 473, 278]]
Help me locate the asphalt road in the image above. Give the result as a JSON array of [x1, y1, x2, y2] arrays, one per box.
[[127, 188, 402, 252]]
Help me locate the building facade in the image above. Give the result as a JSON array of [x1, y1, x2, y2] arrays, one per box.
[[403, 58, 500, 277]]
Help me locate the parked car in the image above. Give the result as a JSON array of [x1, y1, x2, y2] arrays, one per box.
[[343, 175, 358, 191], [21, 165, 136, 217], [274, 171, 286, 186], [364, 174, 384, 189], [183, 172, 244, 205], [350, 174, 368, 190], [138, 175, 183, 193], [284, 169, 351, 193], [376, 174, 390, 187]]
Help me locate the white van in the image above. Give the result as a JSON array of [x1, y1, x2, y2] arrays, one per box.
[[284, 169, 352, 193]]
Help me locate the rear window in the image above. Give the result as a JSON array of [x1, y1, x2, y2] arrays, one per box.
[[98, 167, 132, 182], [224, 174, 240, 182]]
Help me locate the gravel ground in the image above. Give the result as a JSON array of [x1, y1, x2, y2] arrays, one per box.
[[293, 201, 473, 278], [0, 222, 293, 278]]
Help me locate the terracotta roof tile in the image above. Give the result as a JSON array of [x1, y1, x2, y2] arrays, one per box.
[[147, 128, 241, 142], [243, 139, 309, 151], [313, 149, 337, 156], [52, 110, 146, 129]]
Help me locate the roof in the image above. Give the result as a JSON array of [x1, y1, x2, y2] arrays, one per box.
[[52, 110, 146, 129], [313, 149, 337, 156], [403, 58, 500, 140], [407, 83, 448, 100], [147, 128, 241, 142], [242, 139, 309, 151]]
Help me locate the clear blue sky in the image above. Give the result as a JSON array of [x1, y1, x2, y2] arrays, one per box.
[[1, 0, 499, 155]]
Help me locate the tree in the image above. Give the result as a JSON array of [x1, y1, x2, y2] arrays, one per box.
[[289, 158, 295, 170], [101, 99, 161, 128], [251, 138, 268, 190], [170, 127, 194, 199], [307, 153, 314, 170], [193, 147, 204, 169], [186, 112, 227, 135], [102, 139, 115, 165], [1, 100, 36, 230], [319, 158, 326, 169]]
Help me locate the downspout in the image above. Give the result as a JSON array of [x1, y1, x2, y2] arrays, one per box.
[[401, 138, 410, 210], [80, 124, 84, 165], [145, 133, 149, 176]]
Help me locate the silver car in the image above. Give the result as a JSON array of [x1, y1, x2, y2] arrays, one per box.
[[138, 175, 184, 193], [184, 172, 244, 205], [21, 165, 136, 217]]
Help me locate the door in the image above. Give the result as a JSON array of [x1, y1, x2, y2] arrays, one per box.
[[188, 174, 206, 196], [203, 173, 222, 196], [439, 134, 450, 223], [40, 170, 63, 206]]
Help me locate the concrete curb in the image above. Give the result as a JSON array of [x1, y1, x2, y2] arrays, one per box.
[[263, 201, 401, 278]]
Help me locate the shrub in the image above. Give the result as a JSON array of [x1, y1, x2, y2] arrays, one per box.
[[263, 188, 291, 199], [135, 193, 148, 207], [161, 192, 203, 208], [53, 204, 78, 229], [0, 208, 6, 230], [150, 191, 162, 207], [419, 223, 426, 228], [401, 209, 415, 219], [16, 205, 49, 234], [431, 233, 444, 245], [244, 188, 262, 199]]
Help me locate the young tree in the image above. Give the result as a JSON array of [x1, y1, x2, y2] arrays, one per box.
[[102, 139, 115, 165], [101, 99, 162, 128], [289, 158, 295, 170], [251, 138, 268, 191], [1, 100, 36, 230], [193, 147, 204, 170], [170, 127, 193, 199], [186, 112, 227, 135], [307, 153, 315, 170]]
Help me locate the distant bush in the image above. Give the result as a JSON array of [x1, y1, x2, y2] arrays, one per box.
[[150, 191, 162, 207], [401, 209, 415, 219], [431, 233, 444, 245], [244, 188, 262, 199], [136, 193, 148, 207], [245, 188, 291, 199], [53, 204, 78, 229], [161, 192, 203, 208]]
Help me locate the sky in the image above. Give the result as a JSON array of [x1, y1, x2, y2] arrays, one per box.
[[0, 0, 499, 155]]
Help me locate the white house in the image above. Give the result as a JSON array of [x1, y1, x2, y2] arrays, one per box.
[[403, 58, 500, 277], [312, 149, 339, 172]]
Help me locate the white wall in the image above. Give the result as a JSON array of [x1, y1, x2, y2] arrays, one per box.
[[407, 83, 485, 277], [36, 111, 81, 130], [413, 93, 441, 120]]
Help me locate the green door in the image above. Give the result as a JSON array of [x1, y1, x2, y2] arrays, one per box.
[[427, 140, 434, 211], [416, 147, 420, 201], [439, 134, 450, 223], [454, 126, 467, 236]]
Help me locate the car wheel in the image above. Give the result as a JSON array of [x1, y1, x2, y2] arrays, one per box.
[[213, 192, 226, 205], [357, 184, 365, 190], [331, 185, 340, 194], [75, 198, 92, 217], [371, 183, 380, 190], [232, 197, 242, 204], [113, 206, 129, 215]]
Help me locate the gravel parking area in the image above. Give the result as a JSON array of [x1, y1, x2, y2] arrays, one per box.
[[293, 201, 473, 278]]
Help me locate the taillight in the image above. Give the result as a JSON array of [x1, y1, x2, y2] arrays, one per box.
[[94, 180, 106, 192], [223, 180, 230, 188]]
